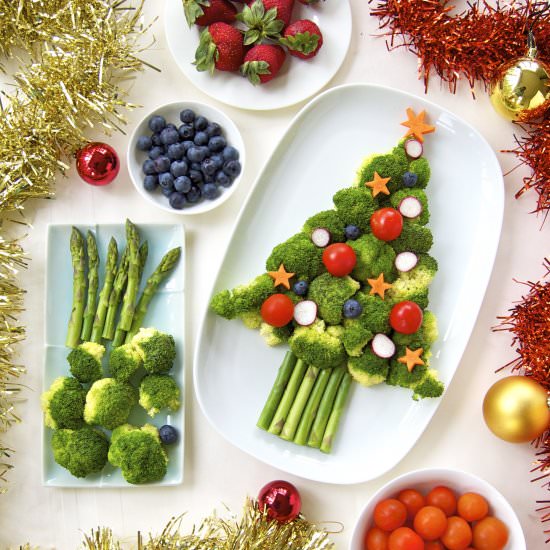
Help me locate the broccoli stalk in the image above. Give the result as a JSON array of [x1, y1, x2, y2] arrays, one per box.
[[81, 231, 99, 342], [320, 371, 352, 454], [66, 227, 86, 349]]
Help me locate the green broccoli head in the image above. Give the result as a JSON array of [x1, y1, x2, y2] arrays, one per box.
[[390, 188, 430, 226], [342, 321, 373, 357], [356, 148, 409, 193], [332, 187, 377, 233], [66, 342, 105, 384], [412, 369, 444, 400], [266, 233, 324, 281], [83, 378, 137, 430], [386, 346, 428, 389], [139, 374, 181, 417], [289, 320, 346, 369], [354, 292, 392, 334], [109, 343, 143, 382], [240, 310, 263, 329], [108, 424, 168, 484], [347, 233, 397, 283], [391, 222, 433, 254], [260, 322, 292, 346], [307, 273, 360, 325], [52, 427, 109, 478], [408, 157, 431, 188], [348, 349, 389, 387], [41, 376, 86, 430], [393, 310, 439, 349], [303, 210, 346, 242], [132, 327, 176, 374]]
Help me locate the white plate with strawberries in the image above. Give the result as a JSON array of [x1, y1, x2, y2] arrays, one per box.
[[165, 0, 352, 111]]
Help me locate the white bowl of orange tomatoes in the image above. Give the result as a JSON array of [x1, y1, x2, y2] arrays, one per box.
[[349, 468, 525, 550]]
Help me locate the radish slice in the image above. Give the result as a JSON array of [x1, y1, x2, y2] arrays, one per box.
[[371, 333, 396, 358], [293, 300, 317, 326], [395, 251, 418, 272], [405, 139, 423, 159], [311, 227, 331, 248], [399, 196, 423, 218]]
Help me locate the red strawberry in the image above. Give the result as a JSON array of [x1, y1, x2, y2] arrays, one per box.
[[194, 22, 245, 73], [245, 0, 295, 27], [241, 44, 286, 85], [183, 0, 237, 26], [280, 19, 323, 59]]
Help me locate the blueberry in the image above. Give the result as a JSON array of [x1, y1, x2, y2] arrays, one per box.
[[178, 123, 195, 140], [160, 127, 179, 146], [205, 122, 221, 137], [194, 131, 209, 146], [222, 145, 239, 161], [210, 154, 224, 170], [187, 146, 207, 163], [159, 425, 178, 445], [208, 135, 226, 152], [345, 225, 361, 240], [201, 157, 218, 177], [148, 115, 166, 133], [142, 159, 156, 175], [159, 172, 175, 190], [190, 162, 202, 172], [216, 170, 231, 187], [202, 183, 219, 200], [223, 160, 241, 178], [174, 175, 192, 193], [166, 123, 177, 131], [182, 140, 194, 152], [143, 175, 158, 192], [169, 192, 186, 210], [136, 135, 152, 151], [189, 169, 203, 185], [170, 160, 188, 178], [186, 185, 202, 203], [167, 142, 186, 160], [402, 171, 418, 188], [153, 155, 171, 174], [194, 115, 208, 131], [293, 280, 309, 296], [151, 132, 162, 146], [343, 299, 363, 319], [180, 109, 195, 123], [148, 146, 164, 160]]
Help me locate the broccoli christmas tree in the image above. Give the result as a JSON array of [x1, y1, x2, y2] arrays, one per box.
[[211, 109, 444, 453]]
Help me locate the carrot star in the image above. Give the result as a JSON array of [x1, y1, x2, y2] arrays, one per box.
[[367, 273, 392, 299], [365, 171, 391, 197], [400, 108, 436, 143], [268, 263, 295, 289], [398, 347, 425, 373]]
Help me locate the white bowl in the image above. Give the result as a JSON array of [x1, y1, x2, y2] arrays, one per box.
[[127, 101, 245, 215], [349, 468, 525, 550]]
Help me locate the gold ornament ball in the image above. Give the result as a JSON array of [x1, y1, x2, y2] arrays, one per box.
[[483, 376, 550, 443], [490, 55, 550, 120]]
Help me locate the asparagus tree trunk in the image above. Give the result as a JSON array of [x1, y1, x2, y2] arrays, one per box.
[[102, 247, 129, 340], [118, 219, 140, 332], [80, 231, 99, 342], [66, 227, 86, 348], [320, 372, 353, 454]]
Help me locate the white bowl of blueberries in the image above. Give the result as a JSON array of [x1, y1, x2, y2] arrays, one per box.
[[128, 101, 245, 214]]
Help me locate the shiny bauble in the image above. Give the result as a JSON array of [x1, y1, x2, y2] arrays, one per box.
[[258, 480, 301, 523], [76, 142, 120, 185], [483, 376, 550, 443]]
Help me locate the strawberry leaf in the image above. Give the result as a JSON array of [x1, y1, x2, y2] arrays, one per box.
[[183, 0, 210, 26], [241, 60, 271, 86], [193, 28, 219, 73], [237, 0, 284, 45], [280, 31, 320, 55]]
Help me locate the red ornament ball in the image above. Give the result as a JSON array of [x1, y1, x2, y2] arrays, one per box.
[[258, 480, 301, 523], [76, 142, 120, 185]]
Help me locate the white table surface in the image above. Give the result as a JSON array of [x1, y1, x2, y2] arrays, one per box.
[[1, 1, 548, 548]]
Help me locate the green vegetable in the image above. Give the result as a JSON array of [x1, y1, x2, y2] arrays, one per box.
[[131, 327, 176, 374], [303, 210, 346, 242], [259, 322, 292, 346], [139, 374, 181, 417], [320, 371, 352, 453], [109, 342, 143, 382], [66, 227, 86, 349], [332, 186, 377, 233], [52, 427, 109, 478], [413, 369, 444, 400], [347, 233, 396, 282], [393, 310, 439, 349], [342, 322, 373, 357], [83, 378, 137, 430], [353, 291, 392, 334], [266, 233, 323, 281], [386, 346, 429, 389], [390, 222, 433, 254], [348, 349, 390, 387], [307, 273, 360, 325], [108, 424, 168, 484], [355, 148, 409, 194], [103, 247, 129, 340], [408, 157, 430, 188], [67, 341, 105, 383], [41, 376, 86, 430], [81, 231, 99, 342], [390, 188, 430, 226], [118, 220, 140, 332]]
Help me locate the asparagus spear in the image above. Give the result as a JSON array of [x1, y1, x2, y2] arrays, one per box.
[[124, 246, 182, 343], [320, 372, 352, 454], [90, 237, 118, 344], [257, 352, 297, 430], [118, 220, 140, 332], [102, 247, 129, 340], [66, 227, 86, 349], [80, 231, 99, 342], [280, 366, 319, 441]]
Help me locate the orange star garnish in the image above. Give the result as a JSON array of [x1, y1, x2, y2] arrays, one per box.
[[268, 263, 295, 289], [365, 171, 391, 197], [400, 108, 435, 143], [367, 273, 393, 299], [398, 347, 425, 373]]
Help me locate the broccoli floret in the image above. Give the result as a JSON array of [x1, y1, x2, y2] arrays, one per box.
[[260, 322, 292, 346], [66, 342, 105, 384], [52, 427, 109, 478], [408, 157, 431, 188], [266, 233, 323, 281], [332, 187, 377, 232], [210, 290, 235, 319], [354, 292, 392, 334], [108, 424, 168, 484], [342, 322, 373, 357], [393, 310, 439, 349], [289, 320, 346, 369], [348, 349, 389, 387], [347, 233, 397, 282], [307, 273, 360, 325], [355, 149, 409, 193], [109, 343, 143, 382], [386, 346, 428, 388], [390, 189, 430, 226], [84, 378, 137, 430], [413, 369, 444, 400], [139, 374, 180, 417], [391, 222, 433, 254], [132, 327, 176, 374], [240, 310, 263, 329], [41, 376, 86, 430], [303, 210, 346, 242]]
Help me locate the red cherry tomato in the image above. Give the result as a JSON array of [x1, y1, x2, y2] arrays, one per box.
[[374, 499, 408, 532], [424, 543, 444, 550], [472, 516, 509, 550], [457, 492, 489, 523], [426, 486, 457, 517], [370, 208, 403, 241], [364, 526, 389, 550], [389, 301, 423, 334], [440, 516, 472, 550], [260, 294, 294, 327], [397, 489, 425, 520], [322, 243, 357, 277], [388, 527, 424, 550], [413, 506, 448, 541]]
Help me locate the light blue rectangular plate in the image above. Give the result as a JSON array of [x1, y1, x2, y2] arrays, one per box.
[[43, 223, 185, 487]]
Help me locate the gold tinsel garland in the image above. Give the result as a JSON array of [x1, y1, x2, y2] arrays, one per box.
[[0, 0, 150, 490]]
